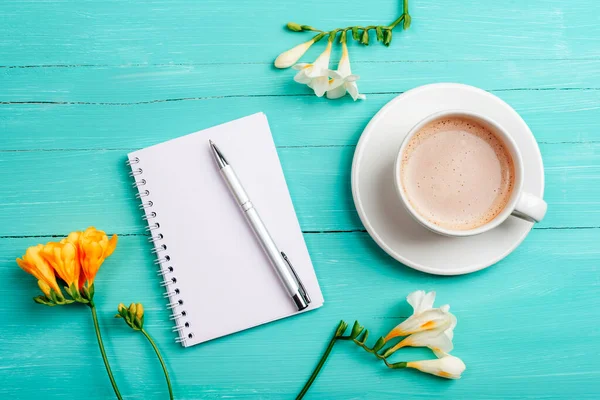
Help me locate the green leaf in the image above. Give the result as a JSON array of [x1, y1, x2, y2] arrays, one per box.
[[351, 27, 359, 40], [403, 14, 412, 30], [373, 337, 386, 352], [115, 313, 122, 318], [339, 30, 347, 44], [360, 29, 369, 46], [376, 27, 383, 42], [33, 296, 48, 305], [89, 283, 95, 299], [286, 22, 303, 32], [383, 30, 393, 46], [350, 321, 364, 339]]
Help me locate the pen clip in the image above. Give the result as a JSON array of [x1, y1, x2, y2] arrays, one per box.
[[281, 251, 311, 305]]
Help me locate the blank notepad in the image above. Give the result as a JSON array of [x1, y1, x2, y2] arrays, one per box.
[[127, 113, 324, 347]]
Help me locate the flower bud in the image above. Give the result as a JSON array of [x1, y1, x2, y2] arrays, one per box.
[[376, 27, 383, 42], [38, 280, 52, 297], [406, 353, 466, 379], [403, 14, 412, 30], [361, 29, 369, 46], [286, 22, 303, 32], [383, 30, 393, 46], [274, 39, 315, 68], [135, 303, 144, 321]]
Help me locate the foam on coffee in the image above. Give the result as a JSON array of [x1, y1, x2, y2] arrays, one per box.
[[400, 117, 515, 230]]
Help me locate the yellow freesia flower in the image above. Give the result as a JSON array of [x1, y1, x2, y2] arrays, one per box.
[[77, 227, 118, 287], [16, 244, 62, 296], [16, 226, 125, 399], [41, 241, 80, 288]]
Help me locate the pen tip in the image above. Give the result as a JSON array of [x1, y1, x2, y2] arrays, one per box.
[[209, 139, 214, 146]]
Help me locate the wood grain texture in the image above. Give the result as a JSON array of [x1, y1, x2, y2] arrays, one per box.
[[1, 61, 599, 103], [1, 0, 599, 65], [0, 143, 598, 236], [1, 0, 599, 398], [2, 90, 600, 150], [1, 232, 599, 399]]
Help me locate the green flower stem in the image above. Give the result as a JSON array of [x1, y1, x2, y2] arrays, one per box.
[[339, 336, 408, 369], [296, 320, 411, 399], [141, 329, 174, 400], [387, 14, 406, 30], [296, 321, 347, 400], [89, 302, 123, 400], [292, 0, 409, 43]]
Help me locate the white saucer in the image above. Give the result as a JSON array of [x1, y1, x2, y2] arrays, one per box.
[[351, 83, 545, 275]]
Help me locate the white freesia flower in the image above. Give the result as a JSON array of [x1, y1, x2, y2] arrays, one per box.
[[292, 40, 332, 97], [326, 41, 365, 101], [384, 291, 454, 341], [274, 39, 315, 69], [406, 351, 466, 379], [384, 310, 456, 356]]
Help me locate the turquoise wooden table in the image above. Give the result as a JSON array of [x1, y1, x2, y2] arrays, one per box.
[[1, 0, 599, 398]]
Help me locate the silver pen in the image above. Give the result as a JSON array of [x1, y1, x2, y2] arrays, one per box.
[[209, 140, 311, 311]]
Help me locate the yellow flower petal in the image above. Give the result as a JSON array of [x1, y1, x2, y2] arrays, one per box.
[[17, 244, 62, 294], [78, 227, 118, 286]]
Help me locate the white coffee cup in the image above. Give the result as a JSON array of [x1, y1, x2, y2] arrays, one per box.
[[393, 110, 547, 237]]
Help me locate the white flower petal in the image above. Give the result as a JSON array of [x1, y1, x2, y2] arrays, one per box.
[[336, 41, 352, 77], [274, 39, 315, 68], [385, 308, 454, 340], [311, 41, 332, 73], [384, 323, 454, 357], [292, 63, 311, 71], [407, 354, 466, 379], [408, 290, 436, 314], [326, 84, 347, 99], [311, 76, 329, 97], [346, 82, 360, 101], [328, 69, 344, 80], [294, 70, 312, 84]]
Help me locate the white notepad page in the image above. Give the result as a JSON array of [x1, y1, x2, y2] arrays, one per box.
[[128, 113, 324, 347]]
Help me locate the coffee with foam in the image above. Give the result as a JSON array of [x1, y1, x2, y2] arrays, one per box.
[[400, 117, 515, 231]]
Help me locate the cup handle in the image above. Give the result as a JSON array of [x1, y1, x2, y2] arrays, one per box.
[[511, 192, 548, 223]]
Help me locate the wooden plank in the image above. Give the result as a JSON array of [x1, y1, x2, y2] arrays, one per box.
[[1, 90, 599, 150], [1, 230, 598, 399], [2, 0, 599, 66], [0, 144, 597, 236], [1, 61, 600, 103]]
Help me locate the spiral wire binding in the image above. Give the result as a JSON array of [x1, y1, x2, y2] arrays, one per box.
[[127, 156, 193, 345]]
